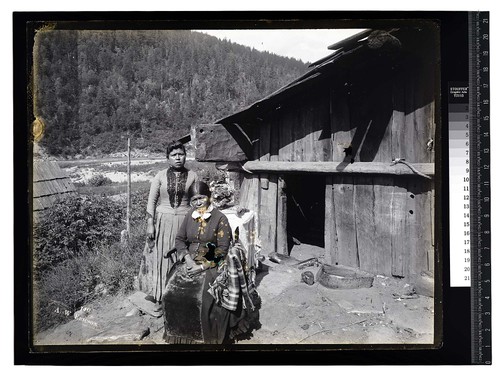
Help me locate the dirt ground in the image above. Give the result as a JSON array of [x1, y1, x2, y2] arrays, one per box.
[[34, 244, 435, 347]]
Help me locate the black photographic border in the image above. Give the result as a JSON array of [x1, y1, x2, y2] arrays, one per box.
[[14, 10, 472, 365]]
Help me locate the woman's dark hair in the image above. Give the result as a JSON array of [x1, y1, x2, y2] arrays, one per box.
[[166, 140, 186, 158], [188, 181, 211, 199]]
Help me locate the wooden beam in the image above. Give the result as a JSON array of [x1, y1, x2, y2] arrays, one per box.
[[327, 29, 373, 50], [194, 124, 247, 162], [243, 161, 434, 177]]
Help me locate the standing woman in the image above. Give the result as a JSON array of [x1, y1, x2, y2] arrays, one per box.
[[162, 181, 246, 344], [138, 140, 197, 306]]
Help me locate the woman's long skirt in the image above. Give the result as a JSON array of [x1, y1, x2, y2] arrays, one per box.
[[138, 209, 187, 302], [162, 263, 242, 344]]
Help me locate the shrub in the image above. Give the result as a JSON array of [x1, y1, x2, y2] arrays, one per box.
[[33, 252, 101, 332], [33, 195, 125, 274], [88, 173, 113, 187], [33, 187, 153, 332]]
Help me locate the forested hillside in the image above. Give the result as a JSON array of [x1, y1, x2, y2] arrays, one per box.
[[33, 30, 308, 156]]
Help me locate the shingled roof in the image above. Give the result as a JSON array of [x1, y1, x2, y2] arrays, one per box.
[[33, 160, 76, 212]]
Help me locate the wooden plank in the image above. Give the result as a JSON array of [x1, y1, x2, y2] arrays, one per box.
[[330, 88, 353, 161], [32, 181, 42, 198], [302, 104, 311, 162], [35, 181, 50, 197], [332, 175, 358, 268], [391, 182, 408, 277], [270, 115, 279, 162], [33, 198, 42, 211], [292, 106, 305, 162], [406, 179, 420, 276], [372, 80, 394, 163], [317, 95, 332, 162], [32, 162, 42, 182], [258, 174, 278, 255], [243, 161, 435, 176], [193, 124, 247, 162], [238, 175, 249, 207], [414, 61, 436, 164], [407, 178, 433, 277], [391, 78, 406, 161], [404, 73, 417, 163], [239, 175, 260, 213], [354, 176, 394, 275], [353, 176, 375, 273], [371, 177, 394, 276], [324, 175, 338, 265], [276, 175, 288, 255], [259, 121, 271, 189], [349, 87, 373, 163], [278, 110, 294, 161]]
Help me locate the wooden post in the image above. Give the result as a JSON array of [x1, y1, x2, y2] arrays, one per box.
[[126, 137, 131, 237], [277, 175, 288, 255]]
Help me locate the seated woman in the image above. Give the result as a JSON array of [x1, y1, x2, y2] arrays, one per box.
[[161, 181, 248, 344]]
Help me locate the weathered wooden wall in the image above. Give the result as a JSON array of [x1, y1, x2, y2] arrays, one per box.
[[238, 61, 436, 278]]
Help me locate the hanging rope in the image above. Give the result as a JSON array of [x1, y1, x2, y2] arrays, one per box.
[[391, 158, 432, 179]]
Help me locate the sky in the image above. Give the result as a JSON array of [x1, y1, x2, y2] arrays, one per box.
[[196, 29, 366, 64]]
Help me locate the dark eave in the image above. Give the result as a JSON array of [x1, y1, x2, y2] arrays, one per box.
[[215, 28, 399, 127]]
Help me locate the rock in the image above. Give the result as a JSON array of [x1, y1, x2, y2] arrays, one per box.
[[300, 324, 310, 330], [336, 300, 354, 311], [86, 317, 145, 343], [301, 271, 315, 285], [94, 283, 108, 296], [139, 327, 150, 340], [125, 308, 140, 317], [269, 253, 282, 264]]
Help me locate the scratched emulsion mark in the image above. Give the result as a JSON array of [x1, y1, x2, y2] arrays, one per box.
[[32, 117, 45, 142], [31, 23, 56, 144]]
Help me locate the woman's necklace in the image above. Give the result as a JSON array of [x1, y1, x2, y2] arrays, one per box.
[[167, 167, 187, 208]]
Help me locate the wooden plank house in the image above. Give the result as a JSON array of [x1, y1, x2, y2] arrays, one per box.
[[33, 160, 77, 214], [194, 27, 439, 279]]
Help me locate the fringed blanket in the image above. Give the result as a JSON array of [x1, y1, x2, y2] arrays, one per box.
[[208, 242, 256, 312]]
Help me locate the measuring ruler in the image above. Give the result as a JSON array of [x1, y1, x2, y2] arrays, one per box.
[[448, 11, 491, 364], [469, 11, 491, 365]]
